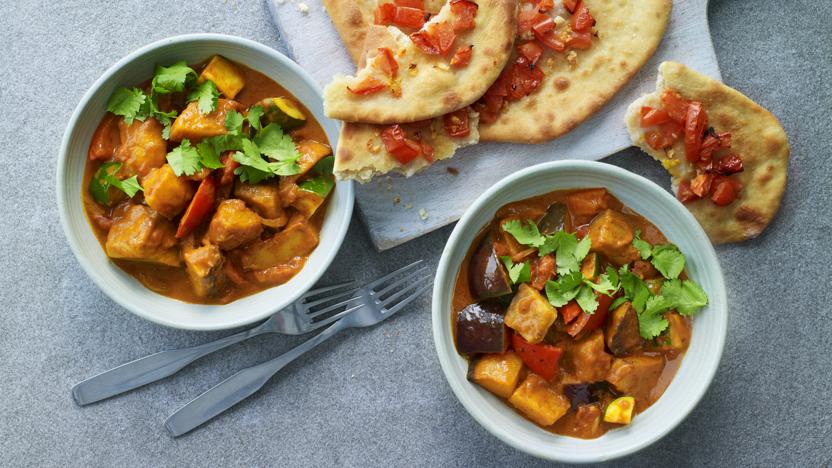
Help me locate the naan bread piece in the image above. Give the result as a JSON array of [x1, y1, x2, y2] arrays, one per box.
[[323, 0, 518, 125], [477, 0, 671, 143], [625, 61, 790, 244], [334, 109, 480, 182]]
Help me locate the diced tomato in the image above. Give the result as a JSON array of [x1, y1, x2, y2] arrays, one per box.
[[517, 41, 544, 65], [536, 31, 566, 51], [517, 7, 540, 35], [684, 101, 708, 162], [88, 114, 120, 160], [450, 0, 478, 31], [644, 121, 682, 150], [176, 176, 217, 238], [640, 106, 670, 127], [220, 151, 239, 186], [381, 125, 422, 164], [537, 0, 555, 11], [377, 47, 399, 78], [710, 175, 737, 206], [661, 89, 690, 123], [690, 173, 714, 198], [374, 3, 397, 24], [570, 1, 595, 32], [532, 15, 555, 35], [348, 76, 387, 95], [676, 180, 700, 203], [566, 30, 593, 50], [509, 57, 545, 99], [560, 300, 582, 324], [450, 45, 473, 67], [394, 6, 427, 28], [511, 334, 563, 381], [420, 142, 435, 163], [714, 154, 744, 175], [395, 0, 423, 8], [563, 0, 578, 13], [698, 134, 720, 162], [566, 293, 612, 337], [530, 254, 555, 290], [443, 109, 470, 137], [411, 22, 456, 55]]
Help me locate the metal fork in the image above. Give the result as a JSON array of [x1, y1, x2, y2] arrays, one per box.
[[163, 262, 433, 437], [71, 274, 377, 406]]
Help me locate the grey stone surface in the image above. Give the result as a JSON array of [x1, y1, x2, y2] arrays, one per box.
[[0, 0, 829, 466]]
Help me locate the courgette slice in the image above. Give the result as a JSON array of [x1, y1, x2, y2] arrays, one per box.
[[603, 396, 636, 424], [256, 97, 306, 130]]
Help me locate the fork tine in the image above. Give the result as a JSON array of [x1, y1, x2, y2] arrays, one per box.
[[303, 287, 360, 309], [308, 303, 365, 329], [365, 260, 423, 290], [380, 274, 432, 309], [374, 267, 431, 299], [302, 281, 357, 301], [306, 295, 363, 319], [382, 279, 433, 316]]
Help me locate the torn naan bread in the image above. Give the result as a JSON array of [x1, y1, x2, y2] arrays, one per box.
[[323, 0, 518, 124], [625, 61, 790, 244]]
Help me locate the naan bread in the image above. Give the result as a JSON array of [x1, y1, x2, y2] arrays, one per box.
[[625, 61, 790, 244], [334, 109, 480, 182], [479, 0, 672, 143], [323, 0, 518, 124]]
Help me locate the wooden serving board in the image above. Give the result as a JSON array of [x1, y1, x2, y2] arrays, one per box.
[[268, 0, 720, 250]]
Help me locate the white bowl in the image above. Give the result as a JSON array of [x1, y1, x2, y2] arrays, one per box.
[[432, 161, 727, 463], [57, 34, 354, 331]]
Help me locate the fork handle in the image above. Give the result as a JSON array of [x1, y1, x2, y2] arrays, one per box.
[[164, 319, 348, 437], [71, 322, 272, 406]]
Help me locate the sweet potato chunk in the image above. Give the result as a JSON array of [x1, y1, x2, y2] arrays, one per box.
[[295, 140, 332, 176], [206, 199, 262, 250], [606, 355, 665, 403], [234, 181, 284, 220], [509, 374, 570, 426], [105, 205, 180, 266], [142, 165, 195, 219], [564, 330, 612, 383], [468, 351, 524, 399], [89, 114, 120, 160], [169, 99, 243, 142], [651, 312, 691, 352], [505, 283, 557, 344], [587, 210, 640, 265], [114, 118, 167, 178], [239, 219, 319, 271], [182, 243, 224, 298], [198, 56, 246, 99], [605, 302, 642, 356]]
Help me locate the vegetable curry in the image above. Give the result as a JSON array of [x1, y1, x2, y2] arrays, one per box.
[[83, 56, 335, 304], [452, 188, 709, 439]]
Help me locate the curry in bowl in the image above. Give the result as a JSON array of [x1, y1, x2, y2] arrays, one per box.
[[453, 188, 709, 439], [83, 55, 335, 304]]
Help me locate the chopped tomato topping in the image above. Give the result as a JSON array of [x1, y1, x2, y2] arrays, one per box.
[[450, 0, 478, 31], [517, 41, 544, 65], [714, 154, 744, 175], [640, 106, 670, 127], [375, 3, 426, 29], [690, 173, 714, 198], [374, 3, 397, 24], [512, 334, 563, 381], [509, 56, 545, 99], [571, 1, 596, 32], [420, 142, 435, 163], [710, 176, 737, 206], [347, 76, 387, 95], [377, 47, 399, 78], [532, 15, 566, 51], [676, 180, 699, 204], [517, 7, 540, 35], [381, 125, 431, 164], [684, 101, 708, 162], [566, 30, 593, 50], [563, 0, 578, 13], [443, 109, 471, 137], [532, 14, 555, 35], [645, 121, 682, 150], [450, 45, 473, 67], [395, 0, 423, 8], [538, 0, 555, 11], [660, 89, 690, 123], [411, 22, 456, 55]]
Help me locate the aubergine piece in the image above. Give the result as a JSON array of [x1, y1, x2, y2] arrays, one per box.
[[455, 301, 509, 354], [537, 202, 567, 235], [468, 233, 512, 301], [605, 302, 642, 356]]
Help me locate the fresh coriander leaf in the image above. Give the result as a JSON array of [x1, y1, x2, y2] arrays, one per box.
[[544, 271, 583, 307], [106, 88, 147, 124], [247, 105, 264, 131], [644, 295, 673, 316], [585, 269, 619, 296], [254, 124, 301, 174], [88, 162, 143, 204], [152, 61, 196, 94], [610, 296, 629, 310], [606, 266, 619, 289], [574, 236, 591, 263], [196, 140, 224, 170], [111, 175, 142, 198], [661, 279, 708, 315], [299, 156, 335, 198], [537, 235, 558, 257], [576, 284, 599, 314], [501, 219, 545, 248], [618, 267, 651, 314], [166, 139, 202, 176], [554, 231, 586, 275], [207, 134, 244, 154], [233, 138, 274, 184], [651, 244, 686, 279], [637, 305, 669, 339], [185, 80, 219, 114], [224, 109, 244, 135], [500, 256, 531, 285], [633, 230, 653, 260], [143, 95, 178, 139]]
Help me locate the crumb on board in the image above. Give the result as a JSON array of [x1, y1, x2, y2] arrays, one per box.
[[297, 2, 309, 14], [446, 167, 459, 176], [404, 203, 413, 210], [393, 195, 401, 205], [419, 208, 429, 220]]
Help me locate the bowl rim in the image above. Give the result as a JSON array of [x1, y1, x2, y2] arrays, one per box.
[[56, 33, 354, 330], [431, 160, 727, 463]]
